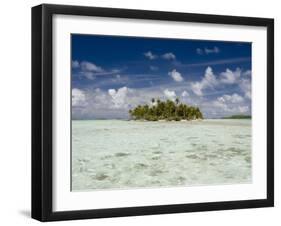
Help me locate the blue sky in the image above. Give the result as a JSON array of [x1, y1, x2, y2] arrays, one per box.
[[72, 34, 252, 119]]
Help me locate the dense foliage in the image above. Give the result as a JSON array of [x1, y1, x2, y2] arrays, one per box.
[[222, 114, 251, 119], [129, 98, 203, 121]]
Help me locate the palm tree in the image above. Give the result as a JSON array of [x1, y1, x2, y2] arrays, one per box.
[[128, 97, 203, 121], [175, 97, 179, 117], [175, 97, 179, 105]]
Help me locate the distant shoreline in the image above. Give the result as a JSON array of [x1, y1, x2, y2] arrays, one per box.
[[221, 115, 251, 119], [72, 118, 251, 121]]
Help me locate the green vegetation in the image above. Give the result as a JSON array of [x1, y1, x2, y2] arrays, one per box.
[[222, 114, 251, 119], [129, 98, 203, 121]]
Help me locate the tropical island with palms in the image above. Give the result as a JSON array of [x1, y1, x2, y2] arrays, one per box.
[[129, 98, 203, 121]]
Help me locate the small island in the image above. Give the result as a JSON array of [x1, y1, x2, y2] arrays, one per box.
[[222, 115, 251, 119], [129, 98, 203, 121]]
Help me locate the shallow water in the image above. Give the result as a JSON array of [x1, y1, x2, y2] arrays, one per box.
[[72, 119, 251, 191]]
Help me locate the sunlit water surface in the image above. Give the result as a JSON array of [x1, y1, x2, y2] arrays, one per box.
[[72, 119, 251, 191]]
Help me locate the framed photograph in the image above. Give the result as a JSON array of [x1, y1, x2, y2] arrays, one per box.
[[32, 4, 274, 221]]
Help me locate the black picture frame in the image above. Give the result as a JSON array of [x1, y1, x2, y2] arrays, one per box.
[[32, 4, 274, 222]]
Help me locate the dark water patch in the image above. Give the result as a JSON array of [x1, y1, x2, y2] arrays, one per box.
[[135, 163, 149, 169], [101, 155, 113, 160], [205, 154, 218, 158], [198, 156, 208, 161], [244, 156, 251, 163], [115, 152, 130, 157], [225, 175, 234, 179], [233, 141, 243, 145], [197, 145, 208, 151], [78, 158, 90, 163], [186, 154, 200, 159], [151, 180, 161, 185], [225, 147, 244, 154], [149, 169, 165, 176], [233, 135, 245, 139], [177, 176, 186, 184], [103, 163, 116, 169], [209, 162, 217, 166], [188, 137, 198, 140], [151, 156, 161, 160], [93, 173, 109, 181]]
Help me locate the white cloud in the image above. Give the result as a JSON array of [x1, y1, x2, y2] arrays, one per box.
[[238, 106, 249, 113], [213, 99, 228, 111], [204, 66, 218, 85], [108, 86, 130, 109], [162, 52, 176, 60], [74, 61, 121, 80], [164, 89, 176, 101], [196, 48, 204, 55], [81, 71, 95, 80], [243, 70, 252, 77], [191, 83, 204, 96], [205, 46, 220, 54], [191, 66, 218, 96], [149, 65, 158, 71], [181, 90, 189, 97], [217, 93, 244, 104], [144, 51, 157, 60], [72, 60, 80, 68], [196, 46, 220, 55], [80, 61, 104, 72], [220, 68, 241, 84], [212, 93, 248, 115], [168, 69, 184, 82], [239, 78, 251, 99], [71, 65, 252, 119], [72, 88, 86, 107]]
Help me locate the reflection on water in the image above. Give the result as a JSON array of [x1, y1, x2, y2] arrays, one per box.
[[72, 119, 251, 191]]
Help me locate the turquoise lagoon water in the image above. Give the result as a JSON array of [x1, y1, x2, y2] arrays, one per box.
[[72, 119, 251, 191]]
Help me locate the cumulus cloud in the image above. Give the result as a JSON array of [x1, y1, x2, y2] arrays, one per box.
[[243, 70, 252, 77], [239, 78, 251, 99], [73, 60, 121, 80], [212, 92, 249, 115], [168, 69, 184, 82], [196, 46, 220, 55], [164, 89, 176, 101], [238, 106, 249, 113], [196, 48, 204, 55], [149, 65, 158, 71], [205, 46, 220, 54], [80, 61, 104, 72], [72, 60, 80, 68], [72, 88, 86, 107], [220, 68, 241, 84], [191, 66, 218, 96], [162, 52, 176, 60], [181, 90, 189, 97], [144, 51, 157, 60], [71, 65, 251, 119], [217, 93, 244, 104], [108, 86, 130, 109]]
